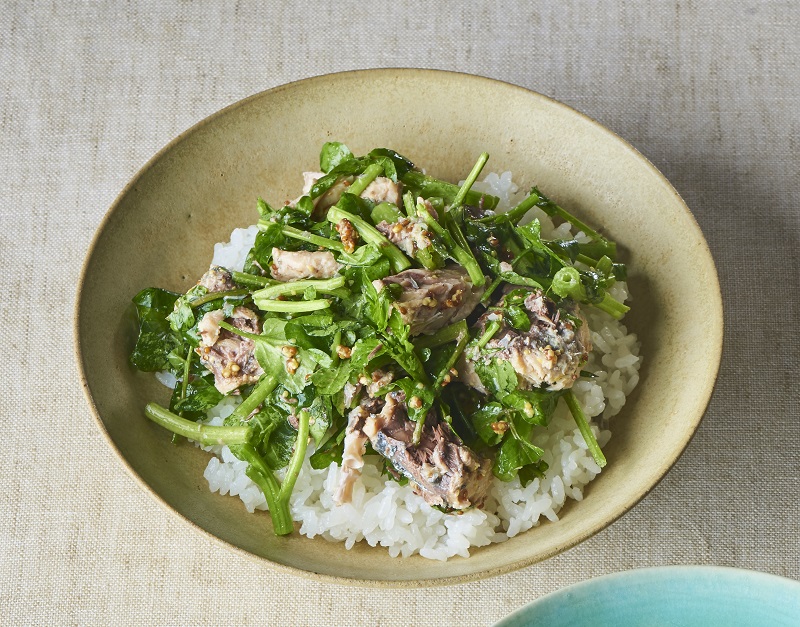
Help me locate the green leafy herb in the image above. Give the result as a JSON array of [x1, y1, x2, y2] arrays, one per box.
[[130, 288, 181, 372], [320, 142, 354, 174]]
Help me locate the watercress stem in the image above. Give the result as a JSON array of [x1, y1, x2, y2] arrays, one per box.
[[253, 276, 345, 300], [277, 224, 346, 252], [236, 443, 294, 536], [564, 391, 606, 468], [475, 320, 502, 350], [189, 288, 249, 308], [416, 201, 485, 287], [178, 346, 193, 416], [415, 319, 468, 349], [228, 373, 279, 423], [253, 298, 332, 313], [346, 163, 384, 197], [144, 403, 252, 446], [452, 152, 489, 209], [231, 270, 277, 288], [279, 410, 310, 501], [326, 206, 411, 273]]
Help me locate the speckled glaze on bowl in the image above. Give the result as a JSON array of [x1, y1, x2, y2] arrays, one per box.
[[75, 69, 722, 586], [494, 566, 800, 626]]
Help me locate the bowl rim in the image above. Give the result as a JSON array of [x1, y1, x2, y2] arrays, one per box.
[[494, 565, 800, 626], [74, 67, 724, 587]]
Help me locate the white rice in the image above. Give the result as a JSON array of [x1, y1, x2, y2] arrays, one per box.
[[193, 172, 641, 560]]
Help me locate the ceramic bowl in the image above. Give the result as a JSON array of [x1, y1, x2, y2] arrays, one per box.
[[75, 69, 722, 586], [495, 566, 800, 626]]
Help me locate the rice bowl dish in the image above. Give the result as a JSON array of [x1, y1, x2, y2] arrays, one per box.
[[76, 70, 722, 585]]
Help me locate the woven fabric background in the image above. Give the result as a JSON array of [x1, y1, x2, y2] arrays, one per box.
[[2, 2, 798, 625]]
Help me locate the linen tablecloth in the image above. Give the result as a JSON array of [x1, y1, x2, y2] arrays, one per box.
[[2, 2, 798, 624]]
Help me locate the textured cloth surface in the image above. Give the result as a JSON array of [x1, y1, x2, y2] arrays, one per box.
[[2, 2, 798, 625]]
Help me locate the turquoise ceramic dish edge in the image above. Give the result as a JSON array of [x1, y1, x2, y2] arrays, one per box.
[[496, 565, 800, 627]]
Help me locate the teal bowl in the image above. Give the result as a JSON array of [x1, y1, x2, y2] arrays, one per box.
[[496, 566, 800, 626]]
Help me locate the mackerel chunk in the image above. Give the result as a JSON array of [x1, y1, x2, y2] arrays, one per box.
[[334, 404, 370, 505], [270, 248, 340, 281], [376, 217, 432, 258], [373, 266, 484, 335], [359, 392, 493, 510], [198, 265, 236, 293], [196, 307, 264, 394], [464, 289, 591, 392], [361, 176, 402, 206]]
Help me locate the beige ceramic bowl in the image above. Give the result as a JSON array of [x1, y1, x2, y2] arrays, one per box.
[[76, 69, 722, 586]]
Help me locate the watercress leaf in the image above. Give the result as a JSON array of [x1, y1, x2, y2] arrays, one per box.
[[372, 155, 397, 181], [393, 378, 435, 424], [363, 257, 391, 281], [343, 329, 357, 346], [261, 418, 296, 470], [244, 224, 286, 275], [494, 433, 543, 482], [517, 218, 541, 242], [401, 170, 499, 210], [311, 361, 352, 395], [130, 287, 181, 372], [309, 158, 364, 199], [349, 337, 383, 370], [472, 359, 519, 397], [358, 268, 391, 331], [296, 195, 315, 216], [517, 219, 564, 270], [505, 304, 531, 332], [283, 320, 325, 351], [499, 389, 560, 426], [308, 395, 332, 446], [320, 142, 353, 174], [253, 341, 283, 379], [257, 197, 276, 218], [335, 191, 374, 221], [290, 312, 335, 329], [379, 311, 427, 383], [261, 317, 289, 340], [368, 148, 415, 180], [498, 269, 544, 289], [518, 460, 549, 485], [494, 436, 525, 481], [470, 402, 507, 446], [305, 348, 334, 369], [244, 404, 283, 445], [167, 298, 195, 333], [336, 244, 384, 267], [166, 347, 187, 372], [549, 238, 581, 262], [309, 423, 346, 469], [242, 318, 331, 394], [172, 376, 224, 416], [248, 321, 288, 378]]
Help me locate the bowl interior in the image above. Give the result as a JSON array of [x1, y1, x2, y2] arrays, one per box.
[[76, 69, 722, 585]]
